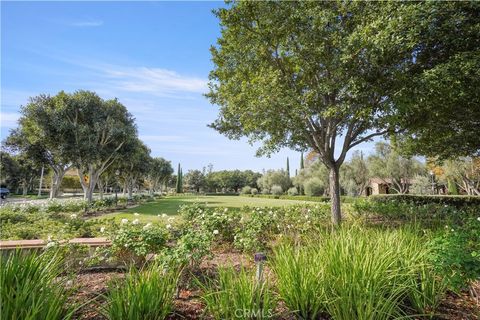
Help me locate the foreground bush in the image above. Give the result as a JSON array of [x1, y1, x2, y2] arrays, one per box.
[[103, 263, 180, 320], [1, 250, 76, 320], [199, 267, 276, 319], [272, 227, 446, 319]]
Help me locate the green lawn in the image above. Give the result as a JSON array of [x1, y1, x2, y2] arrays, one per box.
[[93, 195, 312, 224]]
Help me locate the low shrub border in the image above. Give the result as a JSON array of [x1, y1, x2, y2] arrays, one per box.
[[241, 194, 356, 203], [370, 194, 480, 207]]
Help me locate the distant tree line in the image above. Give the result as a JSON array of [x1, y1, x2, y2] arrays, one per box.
[[1, 90, 173, 202]]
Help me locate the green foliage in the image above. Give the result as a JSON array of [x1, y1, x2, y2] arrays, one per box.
[[60, 175, 82, 190], [370, 194, 480, 208], [1, 250, 76, 320], [367, 142, 425, 194], [272, 227, 446, 320], [184, 169, 206, 192], [287, 187, 298, 196], [251, 188, 258, 195], [409, 175, 433, 195], [241, 185, 252, 194], [270, 184, 283, 196], [199, 266, 276, 320], [256, 169, 291, 194], [0, 205, 108, 240], [303, 177, 324, 197], [103, 264, 180, 320], [428, 216, 480, 291], [179, 204, 241, 243]]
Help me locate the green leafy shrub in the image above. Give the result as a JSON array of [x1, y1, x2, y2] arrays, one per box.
[[251, 188, 258, 195], [270, 185, 283, 196], [1, 250, 77, 320], [370, 194, 480, 208], [287, 187, 298, 196], [304, 177, 324, 196], [157, 227, 213, 270], [103, 263, 180, 320], [0, 207, 109, 240], [428, 216, 480, 291], [241, 186, 252, 194], [199, 266, 276, 320]]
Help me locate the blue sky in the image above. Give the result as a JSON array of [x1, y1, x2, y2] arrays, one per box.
[[1, 1, 377, 174]]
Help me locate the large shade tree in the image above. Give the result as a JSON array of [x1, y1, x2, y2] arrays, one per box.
[[59, 91, 137, 202], [6, 94, 72, 198], [207, 1, 478, 224], [147, 157, 174, 194]]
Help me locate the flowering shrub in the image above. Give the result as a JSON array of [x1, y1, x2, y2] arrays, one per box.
[[0, 207, 109, 240], [179, 204, 241, 243], [234, 207, 277, 252], [105, 222, 169, 265], [156, 228, 213, 269]]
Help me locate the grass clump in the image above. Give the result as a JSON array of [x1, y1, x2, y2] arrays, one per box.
[[272, 226, 446, 320], [102, 263, 180, 320], [199, 266, 276, 319], [1, 250, 76, 320]]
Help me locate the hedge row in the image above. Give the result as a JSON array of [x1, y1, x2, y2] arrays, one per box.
[[241, 194, 357, 203], [370, 194, 480, 207]]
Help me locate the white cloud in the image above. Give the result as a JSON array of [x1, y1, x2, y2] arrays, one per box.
[[100, 65, 208, 97], [0, 112, 20, 128], [69, 20, 103, 27]]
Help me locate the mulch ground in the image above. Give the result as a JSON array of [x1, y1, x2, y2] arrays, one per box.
[[68, 250, 480, 320]]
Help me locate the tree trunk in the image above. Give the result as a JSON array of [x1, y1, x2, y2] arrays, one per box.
[[38, 165, 44, 196], [22, 182, 28, 196], [50, 167, 66, 199], [78, 169, 98, 203], [98, 178, 104, 200], [329, 165, 341, 226]]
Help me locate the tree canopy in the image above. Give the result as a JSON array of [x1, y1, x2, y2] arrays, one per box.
[[207, 1, 479, 224]]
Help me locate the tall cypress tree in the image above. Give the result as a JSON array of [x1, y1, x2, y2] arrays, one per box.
[[179, 168, 183, 193], [286, 157, 290, 177], [300, 152, 304, 170], [176, 163, 182, 193]]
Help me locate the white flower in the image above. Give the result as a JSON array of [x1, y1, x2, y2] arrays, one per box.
[[46, 241, 57, 248], [213, 229, 219, 235], [162, 214, 167, 218], [100, 227, 105, 233], [132, 219, 140, 225], [445, 225, 449, 229], [166, 224, 172, 229], [70, 214, 78, 219], [168, 217, 174, 222], [47, 235, 52, 242], [451, 228, 454, 232], [134, 213, 140, 216], [121, 219, 129, 224], [477, 217, 480, 222], [224, 208, 228, 212], [143, 223, 152, 230]]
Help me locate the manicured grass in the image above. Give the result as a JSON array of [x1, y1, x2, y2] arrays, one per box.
[[94, 195, 313, 223]]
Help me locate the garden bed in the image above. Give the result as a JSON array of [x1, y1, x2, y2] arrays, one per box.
[[67, 258, 480, 320]]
